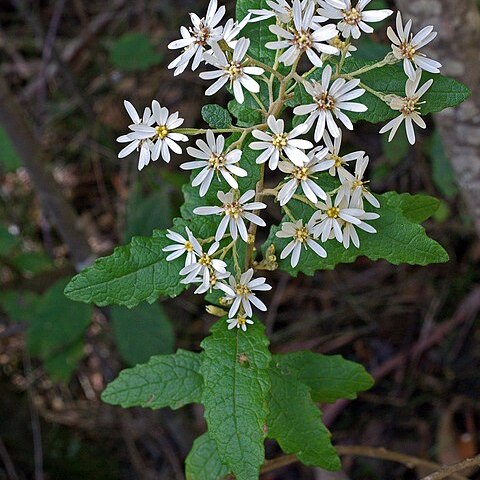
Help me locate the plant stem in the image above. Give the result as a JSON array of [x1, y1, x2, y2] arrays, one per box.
[[337, 51, 399, 78]]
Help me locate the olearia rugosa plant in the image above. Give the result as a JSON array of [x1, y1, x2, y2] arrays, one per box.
[[64, 0, 470, 478]]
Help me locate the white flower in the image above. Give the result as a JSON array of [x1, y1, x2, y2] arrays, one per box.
[[249, 0, 295, 24], [342, 209, 379, 248], [277, 148, 331, 205], [221, 14, 251, 48], [128, 101, 188, 163], [266, 0, 339, 67], [163, 227, 200, 267], [276, 217, 327, 267], [167, 0, 225, 75], [293, 65, 367, 141], [311, 194, 365, 243], [182, 130, 247, 197], [179, 241, 228, 294], [379, 70, 433, 145], [227, 314, 254, 332], [387, 11, 441, 80], [250, 115, 313, 170], [317, 0, 392, 40], [200, 38, 264, 104], [321, 131, 364, 181], [117, 101, 156, 171], [218, 269, 272, 318], [337, 155, 380, 208], [193, 190, 267, 242]]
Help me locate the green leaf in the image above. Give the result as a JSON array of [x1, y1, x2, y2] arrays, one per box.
[[0, 127, 21, 172], [264, 191, 449, 276], [0, 290, 40, 323], [112, 303, 175, 366], [292, 60, 470, 125], [109, 33, 162, 72], [236, 0, 276, 65], [27, 279, 92, 380], [228, 99, 262, 127], [274, 351, 374, 403], [12, 252, 53, 275], [124, 183, 173, 242], [102, 349, 203, 410], [186, 433, 230, 480], [200, 320, 271, 480], [267, 365, 341, 470], [43, 340, 85, 382], [64, 230, 186, 308], [395, 193, 441, 224], [202, 105, 233, 129]]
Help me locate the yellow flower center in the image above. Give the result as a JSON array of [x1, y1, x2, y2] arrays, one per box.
[[330, 154, 344, 168], [294, 226, 309, 244], [400, 41, 416, 60], [235, 284, 251, 296], [224, 201, 244, 219], [343, 7, 362, 25], [237, 315, 247, 326], [199, 253, 212, 267], [353, 179, 364, 188], [184, 240, 194, 252], [209, 153, 226, 170], [272, 133, 288, 150], [155, 125, 169, 139], [293, 30, 313, 51], [315, 92, 336, 111], [327, 207, 340, 219], [331, 36, 348, 50], [226, 61, 243, 80], [401, 97, 419, 116], [292, 166, 310, 181], [193, 24, 211, 47]]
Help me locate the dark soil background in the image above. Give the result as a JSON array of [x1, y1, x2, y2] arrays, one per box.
[[1, 1, 480, 479]]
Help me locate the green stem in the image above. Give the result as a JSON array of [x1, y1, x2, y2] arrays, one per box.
[[336, 52, 399, 78], [281, 204, 296, 222]]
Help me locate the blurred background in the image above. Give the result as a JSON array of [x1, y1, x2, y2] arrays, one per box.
[[1, 0, 480, 479]]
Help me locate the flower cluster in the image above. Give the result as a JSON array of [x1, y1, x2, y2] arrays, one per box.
[[115, 0, 441, 331]]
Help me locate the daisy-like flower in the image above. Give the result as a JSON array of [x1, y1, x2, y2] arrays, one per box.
[[337, 155, 380, 208], [293, 65, 367, 142], [179, 241, 228, 294], [266, 0, 339, 67], [117, 101, 155, 171], [311, 194, 365, 243], [182, 130, 247, 197], [128, 101, 188, 163], [379, 70, 433, 145], [277, 148, 331, 206], [200, 38, 264, 104], [163, 227, 199, 267], [218, 269, 272, 318], [227, 314, 254, 332], [317, 0, 393, 40], [167, 0, 225, 75], [321, 131, 364, 181], [193, 190, 267, 242], [250, 115, 313, 170], [342, 208, 379, 249], [387, 11, 442, 80], [276, 217, 327, 267]]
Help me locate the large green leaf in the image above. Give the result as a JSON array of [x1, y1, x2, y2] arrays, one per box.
[[102, 349, 203, 410], [27, 279, 92, 381], [267, 365, 341, 470], [64, 230, 186, 308], [292, 59, 470, 125], [109, 33, 162, 72], [263, 192, 449, 276], [274, 351, 374, 403], [111, 303, 175, 366], [200, 320, 271, 480], [185, 433, 230, 480]]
